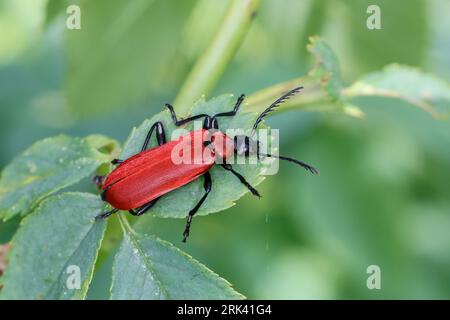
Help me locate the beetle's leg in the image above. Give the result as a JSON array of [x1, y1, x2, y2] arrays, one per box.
[[93, 175, 105, 189], [221, 163, 260, 198], [111, 159, 123, 165], [110, 122, 167, 165], [202, 115, 217, 130], [165, 103, 208, 126], [208, 94, 244, 129], [142, 121, 167, 151], [95, 208, 118, 220], [213, 94, 245, 118], [100, 184, 113, 201], [204, 116, 219, 130], [182, 171, 212, 242], [129, 197, 160, 216]]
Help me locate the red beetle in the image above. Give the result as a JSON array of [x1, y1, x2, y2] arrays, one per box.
[[96, 87, 318, 242]]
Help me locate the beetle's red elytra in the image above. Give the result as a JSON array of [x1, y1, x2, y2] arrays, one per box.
[[96, 87, 319, 242], [102, 129, 233, 210]]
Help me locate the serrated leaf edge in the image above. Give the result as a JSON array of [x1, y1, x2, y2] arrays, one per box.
[[110, 216, 245, 300], [0, 192, 106, 300]]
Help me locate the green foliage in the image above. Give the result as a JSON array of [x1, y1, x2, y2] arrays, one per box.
[[261, 38, 450, 120], [111, 216, 244, 300], [1, 32, 450, 298], [343, 64, 450, 117], [0, 94, 267, 300], [0, 193, 106, 299], [307, 36, 343, 101], [1, 0, 450, 300], [0, 135, 119, 221]]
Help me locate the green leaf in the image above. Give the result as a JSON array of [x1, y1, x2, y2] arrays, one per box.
[[307, 36, 344, 101], [246, 37, 364, 118], [0, 193, 107, 300], [342, 64, 450, 117], [111, 217, 244, 300], [121, 94, 267, 219], [0, 134, 119, 220]]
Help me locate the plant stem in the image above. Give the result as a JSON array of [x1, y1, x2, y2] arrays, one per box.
[[118, 213, 135, 236], [173, 0, 260, 116], [246, 75, 327, 112], [245, 75, 365, 118]]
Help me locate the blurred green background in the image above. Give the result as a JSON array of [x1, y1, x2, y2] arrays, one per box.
[[1, 0, 450, 299]]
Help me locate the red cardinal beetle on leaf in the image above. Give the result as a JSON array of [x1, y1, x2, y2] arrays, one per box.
[[95, 87, 318, 242]]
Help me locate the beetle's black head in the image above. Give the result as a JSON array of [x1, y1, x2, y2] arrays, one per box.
[[230, 86, 319, 175], [233, 134, 319, 174], [233, 135, 259, 157]]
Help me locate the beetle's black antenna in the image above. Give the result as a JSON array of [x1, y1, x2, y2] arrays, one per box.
[[259, 153, 319, 175], [251, 86, 303, 136]]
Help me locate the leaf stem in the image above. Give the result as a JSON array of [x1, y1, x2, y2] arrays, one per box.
[[245, 75, 365, 118], [173, 0, 260, 116], [246, 75, 327, 113], [117, 213, 135, 236]]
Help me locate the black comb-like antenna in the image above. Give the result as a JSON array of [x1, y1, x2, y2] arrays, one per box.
[[251, 86, 303, 136]]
